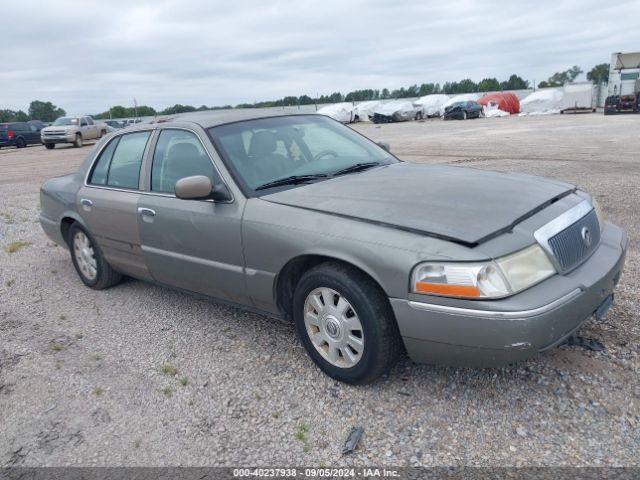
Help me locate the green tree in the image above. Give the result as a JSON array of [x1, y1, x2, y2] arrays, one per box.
[[0, 109, 29, 122], [586, 63, 609, 84], [28, 100, 66, 122], [539, 66, 583, 88], [500, 74, 529, 90], [380, 88, 391, 99], [160, 104, 197, 115], [478, 78, 500, 92]]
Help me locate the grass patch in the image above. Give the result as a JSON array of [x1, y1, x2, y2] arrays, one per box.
[[51, 269, 57, 274], [187, 399, 195, 406], [295, 424, 309, 442], [58, 314, 67, 320], [179, 377, 188, 387], [50, 343, 63, 352], [161, 364, 178, 376], [133, 440, 140, 449], [91, 353, 102, 361], [1, 213, 15, 224], [161, 386, 174, 397], [75, 333, 84, 339], [271, 411, 281, 419], [254, 392, 262, 400], [6, 241, 31, 254], [93, 387, 104, 396], [5, 279, 15, 287]]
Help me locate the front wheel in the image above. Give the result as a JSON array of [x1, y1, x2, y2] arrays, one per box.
[[73, 134, 83, 148], [44, 143, 55, 150], [68, 223, 122, 290], [293, 262, 402, 384]]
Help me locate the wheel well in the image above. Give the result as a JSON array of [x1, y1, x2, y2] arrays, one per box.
[[60, 217, 76, 246], [275, 255, 386, 321]]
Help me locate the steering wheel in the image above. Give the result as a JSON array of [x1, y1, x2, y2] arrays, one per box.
[[313, 149, 339, 161]]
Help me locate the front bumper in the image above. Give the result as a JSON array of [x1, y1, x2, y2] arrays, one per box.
[[391, 223, 628, 367], [41, 133, 75, 144]]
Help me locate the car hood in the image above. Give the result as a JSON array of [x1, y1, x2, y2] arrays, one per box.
[[42, 125, 76, 132], [262, 162, 575, 245]]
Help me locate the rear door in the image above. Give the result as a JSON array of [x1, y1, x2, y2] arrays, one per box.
[[77, 130, 154, 280], [136, 127, 248, 304]]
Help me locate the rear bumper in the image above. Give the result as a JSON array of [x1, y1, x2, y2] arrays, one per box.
[[391, 223, 628, 367], [40, 214, 67, 247]]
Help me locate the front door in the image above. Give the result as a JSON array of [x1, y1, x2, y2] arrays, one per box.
[[77, 130, 154, 280], [137, 128, 248, 305]]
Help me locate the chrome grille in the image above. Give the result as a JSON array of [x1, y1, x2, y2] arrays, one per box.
[[547, 209, 600, 272]]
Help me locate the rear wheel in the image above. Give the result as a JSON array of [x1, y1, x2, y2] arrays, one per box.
[[68, 223, 122, 290], [293, 262, 402, 384], [44, 143, 55, 150], [73, 134, 83, 148], [16, 137, 26, 148]]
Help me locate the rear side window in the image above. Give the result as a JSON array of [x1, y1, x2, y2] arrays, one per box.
[[88, 131, 151, 189], [106, 131, 151, 189], [89, 137, 120, 185]]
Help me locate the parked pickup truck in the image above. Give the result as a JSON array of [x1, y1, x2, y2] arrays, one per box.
[[41, 116, 107, 149]]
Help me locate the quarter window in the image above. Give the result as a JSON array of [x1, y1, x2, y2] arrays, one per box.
[[151, 129, 217, 194]]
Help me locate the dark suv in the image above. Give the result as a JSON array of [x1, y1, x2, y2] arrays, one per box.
[[0, 122, 43, 149]]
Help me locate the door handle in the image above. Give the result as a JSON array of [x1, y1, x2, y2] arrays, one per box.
[[138, 207, 156, 223], [80, 198, 93, 211]]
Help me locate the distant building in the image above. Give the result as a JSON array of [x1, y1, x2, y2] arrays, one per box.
[[609, 52, 640, 96]]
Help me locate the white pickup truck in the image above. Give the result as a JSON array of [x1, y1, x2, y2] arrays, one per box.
[[41, 116, 107, 149]]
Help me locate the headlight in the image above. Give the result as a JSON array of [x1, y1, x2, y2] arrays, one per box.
[[412, 245, 556, 299], [591, 197, 605, 229]]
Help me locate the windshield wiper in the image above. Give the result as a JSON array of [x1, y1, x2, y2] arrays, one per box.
[[255, 174, 328, 191], [332, 162, 381, 176]]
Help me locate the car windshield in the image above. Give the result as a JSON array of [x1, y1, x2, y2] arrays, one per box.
[[208, 115, 397, 192], [53, 117, 78, 126]]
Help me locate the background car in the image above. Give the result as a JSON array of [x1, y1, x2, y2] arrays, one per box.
[[41, 116, 107, 149], [372, 100, 422, 123], [104, 120, 126, 129], [0, 121, 43, 148], [443, 100, 484, 120]]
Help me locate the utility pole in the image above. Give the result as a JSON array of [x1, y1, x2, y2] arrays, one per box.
[[133, 98, 138, 120]]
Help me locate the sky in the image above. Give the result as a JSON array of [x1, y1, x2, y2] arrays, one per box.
[[2, 0, 640, 115]]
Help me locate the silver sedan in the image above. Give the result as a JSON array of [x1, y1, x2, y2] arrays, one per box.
[[39, 111, 627, 384]]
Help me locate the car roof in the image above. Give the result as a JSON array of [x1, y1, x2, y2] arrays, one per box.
[[153, 108, 312, 129]]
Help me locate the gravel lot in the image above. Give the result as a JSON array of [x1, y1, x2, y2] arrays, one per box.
[[0, 113, 638, 467]]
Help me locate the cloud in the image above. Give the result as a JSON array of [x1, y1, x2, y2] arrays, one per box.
[[2, 0, 639, 114]]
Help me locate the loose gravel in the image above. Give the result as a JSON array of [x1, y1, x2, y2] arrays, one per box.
[[0, 114, 638, 466]]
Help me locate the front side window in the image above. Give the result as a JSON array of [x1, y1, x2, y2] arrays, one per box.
[[80, 119, 88, 127], [208, 115, 396, 192], [151, 129, 217, 194]]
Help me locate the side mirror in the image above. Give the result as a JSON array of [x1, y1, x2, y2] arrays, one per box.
[[377, 141, 390, 152], [174, 175, 232, 202]]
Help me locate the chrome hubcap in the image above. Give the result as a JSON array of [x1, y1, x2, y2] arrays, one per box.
[[73, 231, 97, 280], [303, 287, 364, 368]]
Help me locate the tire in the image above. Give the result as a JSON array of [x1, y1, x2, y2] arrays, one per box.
[[68, 223, 122, 290], [73, 133, 83, 148], [16, 138, 26, 148], [293, 261, 402, 384], [44, 143, 55, 150]]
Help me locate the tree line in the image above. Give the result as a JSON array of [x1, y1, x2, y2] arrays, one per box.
[[0, 63, 610, 123], [0, 100, 66, 123]]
